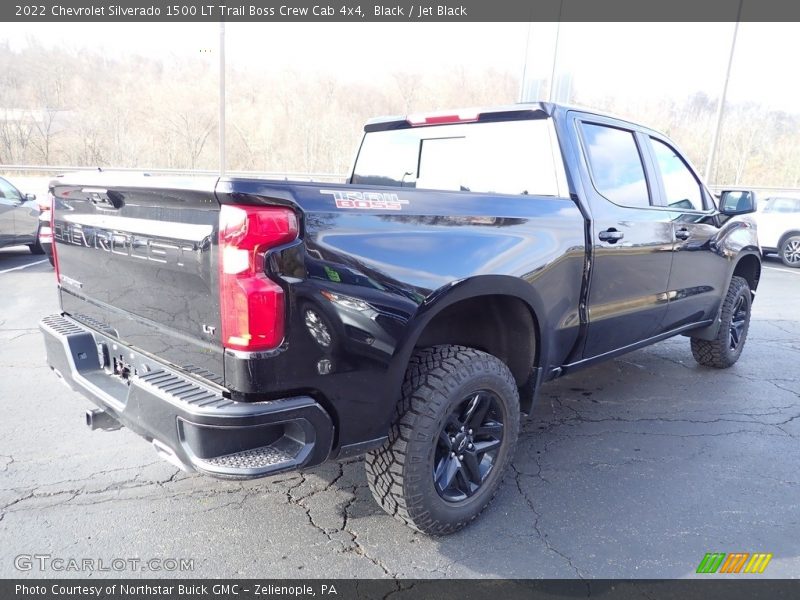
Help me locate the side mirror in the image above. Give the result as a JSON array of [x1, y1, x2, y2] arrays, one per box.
[[719, 190, 756, 216], [25, 193, 37, 202]]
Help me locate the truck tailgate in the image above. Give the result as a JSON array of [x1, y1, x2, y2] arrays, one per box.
[[51, 175, 224, 385]]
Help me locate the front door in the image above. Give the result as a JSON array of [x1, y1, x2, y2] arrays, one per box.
[[645, 135, 730, 330]]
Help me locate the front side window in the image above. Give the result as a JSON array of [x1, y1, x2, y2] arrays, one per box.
[[352, 119, 565, 197], [580, 123, 650, 209], [0, 178, 21, 201], [650, 138, 704, 211]]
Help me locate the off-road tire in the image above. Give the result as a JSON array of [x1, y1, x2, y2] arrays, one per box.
[[690, 276, 751, 368], [365, 345, 520, 535]]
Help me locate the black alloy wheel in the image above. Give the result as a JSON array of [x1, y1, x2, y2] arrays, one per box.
[[434, 391, 504, 502], [728, 294, 748, 351]]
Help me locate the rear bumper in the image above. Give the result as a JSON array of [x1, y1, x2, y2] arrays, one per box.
[[40, 314, 333, 478]]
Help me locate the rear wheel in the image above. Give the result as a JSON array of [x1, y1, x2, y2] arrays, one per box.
[[29, 239, 45, 255], [366, 345, 519, 535], [779, 235, 800, 268], [690, 276, 751, 368]]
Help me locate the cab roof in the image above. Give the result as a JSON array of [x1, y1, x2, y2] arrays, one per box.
[[363, 101, 657, 136]]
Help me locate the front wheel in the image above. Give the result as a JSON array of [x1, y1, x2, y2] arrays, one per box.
[[690, 276, 752, 368], [366, 345, 520, 535], [28, 240, 46, 255], [779, 235, 800, 268]]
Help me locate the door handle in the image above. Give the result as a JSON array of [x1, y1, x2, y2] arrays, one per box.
[[598, 228, 624, 243], [675, 228, 691, 241]]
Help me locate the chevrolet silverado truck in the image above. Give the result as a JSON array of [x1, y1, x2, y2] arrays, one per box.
[[41, 103, 760, 534]]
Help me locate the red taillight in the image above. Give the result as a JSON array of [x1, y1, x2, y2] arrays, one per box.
[[218, 204, 298, 351], [407, 110, 480, 126], [50, 192, 60, 282]]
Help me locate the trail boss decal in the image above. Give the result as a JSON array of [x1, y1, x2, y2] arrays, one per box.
[[320, 190, 409, 211]]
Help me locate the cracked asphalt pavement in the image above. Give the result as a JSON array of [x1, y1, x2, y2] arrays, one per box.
[[1, 246, 798, 578]]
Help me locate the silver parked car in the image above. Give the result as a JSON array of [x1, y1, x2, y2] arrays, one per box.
[[0, 176, 44, 255], [756, 196, 800, 268]]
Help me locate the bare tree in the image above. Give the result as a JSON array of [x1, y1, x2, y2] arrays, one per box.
[[167, 111, 215, 169], [31, 107, 61, 164]]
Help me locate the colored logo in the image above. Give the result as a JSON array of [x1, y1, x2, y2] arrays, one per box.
[[696, 552, 772, 574]]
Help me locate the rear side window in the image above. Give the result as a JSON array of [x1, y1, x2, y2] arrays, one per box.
[[650, 137, 704, 211], [352, 119, 565, 197], [580, 123, 651, 208]]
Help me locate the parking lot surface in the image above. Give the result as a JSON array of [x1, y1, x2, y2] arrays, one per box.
[[1, 246, 798, 578]]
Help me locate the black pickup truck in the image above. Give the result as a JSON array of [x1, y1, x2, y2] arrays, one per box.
[[41, 103, 760, 534]]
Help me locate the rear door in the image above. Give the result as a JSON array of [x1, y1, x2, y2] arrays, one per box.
[[52, 176, 224, 384], [574, 115, 675, 358]]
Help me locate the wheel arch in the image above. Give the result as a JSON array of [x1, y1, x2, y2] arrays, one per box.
[[777, 230, 800, 267], [388, 275, 547, 415], [731, 251, 762, 294], [778, 229, 800, 249]]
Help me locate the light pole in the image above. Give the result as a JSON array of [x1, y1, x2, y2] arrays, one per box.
[[705, 0, 744, 184], [219, 21, 226, 177], [519, 22, 532, 102], [549, 21, 561, 102]]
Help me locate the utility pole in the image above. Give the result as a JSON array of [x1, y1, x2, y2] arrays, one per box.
[[518, 22, 532, 102], [705, 0, 744, 184], [548, 22, 561, 102], [219, 21, 226, 177], [548, 0, 564, 103]]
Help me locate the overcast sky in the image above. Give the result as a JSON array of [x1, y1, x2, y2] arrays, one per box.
[[3, 22, 798, 113]]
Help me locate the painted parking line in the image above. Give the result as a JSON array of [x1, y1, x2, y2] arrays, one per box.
[[0, 259, 48, 274], [764, 266, 800, 276]]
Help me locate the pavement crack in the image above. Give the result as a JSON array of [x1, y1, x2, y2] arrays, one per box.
[[341, 482, 394, 578], [1, 488, 81, 515], [282, 467, 391, 576], [155, 468, 183, 488], [511, 463, 585, 579], [285, 473, 341, 544]]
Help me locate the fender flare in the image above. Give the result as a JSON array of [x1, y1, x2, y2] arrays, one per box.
[[383, 274, 548, 397], [689, 249, 761, 341]]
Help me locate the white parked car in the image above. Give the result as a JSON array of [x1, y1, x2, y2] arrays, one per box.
[[756, 196, 800, 268]]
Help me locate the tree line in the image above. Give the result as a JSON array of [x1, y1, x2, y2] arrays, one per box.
[[1, 40, 798, 187]]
